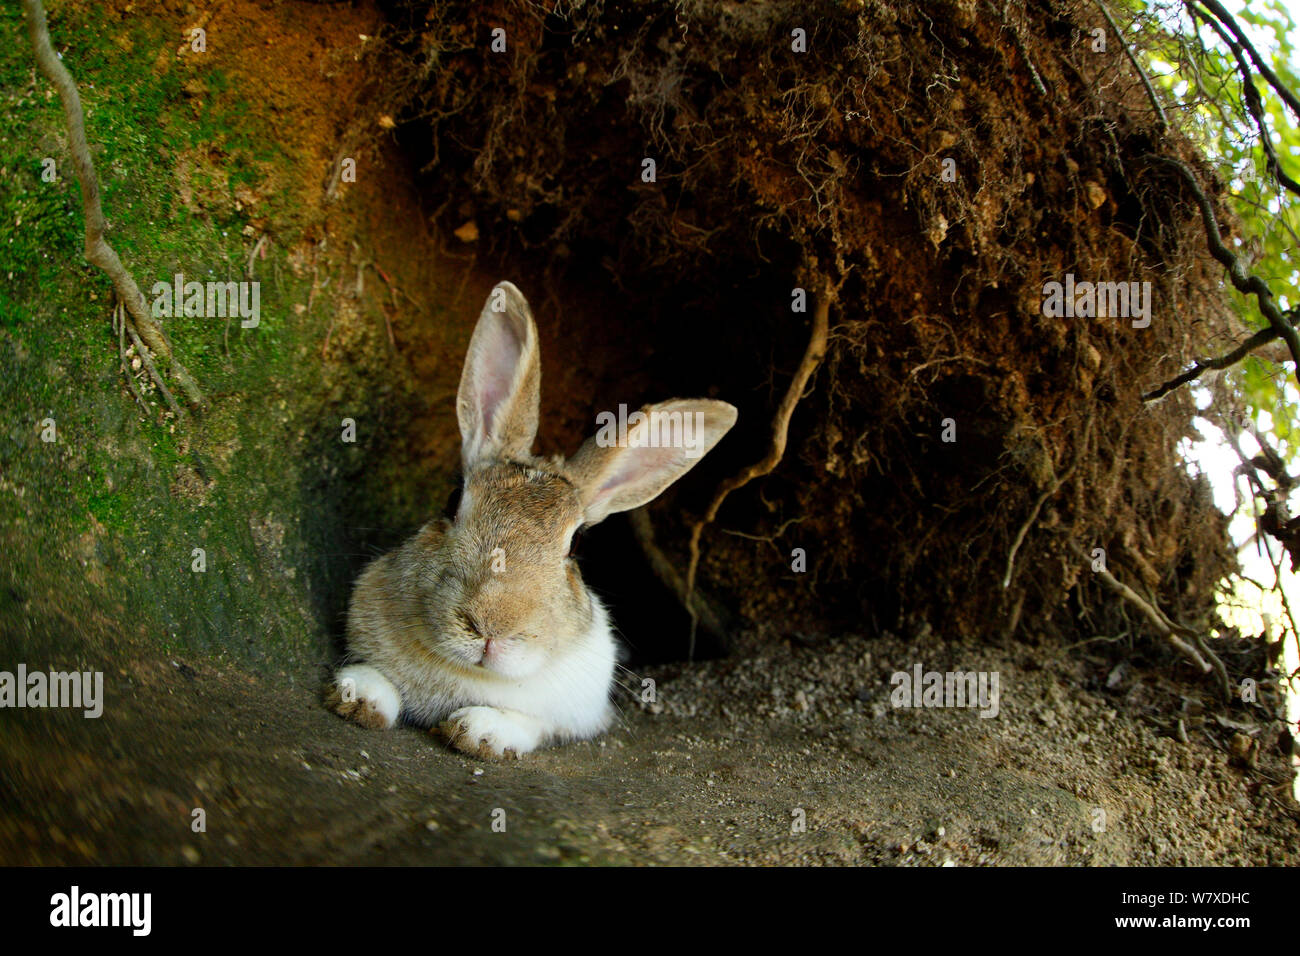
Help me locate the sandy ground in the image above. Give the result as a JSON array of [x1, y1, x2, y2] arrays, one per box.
[[2, 627, 1295, 866]]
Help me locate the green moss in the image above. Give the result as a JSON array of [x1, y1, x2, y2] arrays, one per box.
[[0, 3, 347, 673], [86, 490, 128, 528]]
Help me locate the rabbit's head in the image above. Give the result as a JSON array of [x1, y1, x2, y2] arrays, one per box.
[[420, 281, 736, 680]]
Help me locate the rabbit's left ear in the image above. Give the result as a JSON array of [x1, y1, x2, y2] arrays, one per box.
[[567, 399, 738, 526], [457, 281, 541, 467]]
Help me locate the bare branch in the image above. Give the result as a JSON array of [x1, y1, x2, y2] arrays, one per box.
[[1195, 0, 1300, 123], [1142, 315, 1293, 401], [1190, 5, 1300, 197], [1145, 155, 1300, 391]]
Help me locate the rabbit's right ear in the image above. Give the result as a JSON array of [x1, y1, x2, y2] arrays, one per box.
[[567, 399, 738, 526], [457, 281, 541, 468]]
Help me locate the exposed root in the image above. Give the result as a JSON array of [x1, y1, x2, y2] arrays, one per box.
[[21, 0, 204, 411], [245, 234, 269, 278], [1003, 461, 1078, 590], [682, 273, 835, 658], [113, 303, 147, 413], [350, 242, 401, 353], [1069, 541, 1231, 699], [628, 509, 731, 649], [1096, 0, 1168, 131], [121, 311, 186, 425]]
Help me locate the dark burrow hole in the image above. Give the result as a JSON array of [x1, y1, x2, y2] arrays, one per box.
[[578, 515, 726, 665], [343, 126, 817, 665]]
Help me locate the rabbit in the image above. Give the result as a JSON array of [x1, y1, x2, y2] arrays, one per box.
[[326, 281, 737, 758]]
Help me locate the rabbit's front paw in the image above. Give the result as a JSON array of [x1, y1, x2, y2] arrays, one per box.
[[438, 706, 543, 759], [328, 664, 401, 730]]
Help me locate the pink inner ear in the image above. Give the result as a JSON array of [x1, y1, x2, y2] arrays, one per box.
[[479, 380, 505, 436], [596, 444, 683, 502], [474, 320, 524, 439]]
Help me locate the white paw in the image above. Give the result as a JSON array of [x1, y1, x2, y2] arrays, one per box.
[[439, 706, 543, 759], [329, 664, 401, 730]]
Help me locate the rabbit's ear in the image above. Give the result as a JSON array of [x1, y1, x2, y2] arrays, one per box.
[[567, 399, 737, 526], [457, 281, 541, 467]]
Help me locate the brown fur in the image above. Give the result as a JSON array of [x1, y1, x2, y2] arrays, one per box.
[[434, 718, 522, 760], [325, 684, 393, 730]]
